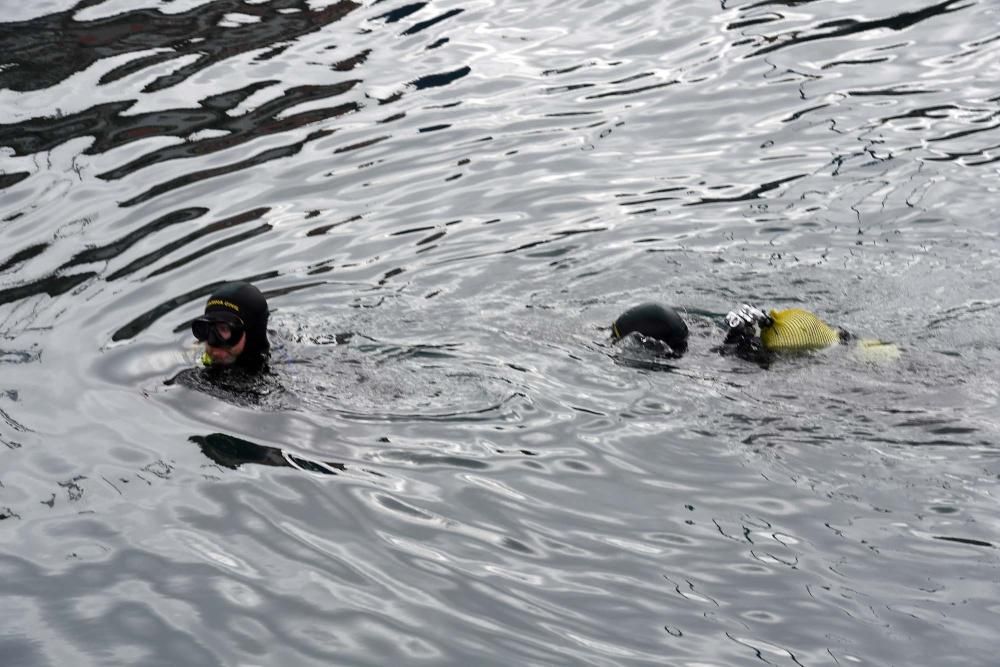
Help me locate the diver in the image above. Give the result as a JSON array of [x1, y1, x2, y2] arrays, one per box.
[[191, 281, 270, 370], [718, 303, 847, 367], [611, 301, 897, 366], [163, 280, 277, 405]]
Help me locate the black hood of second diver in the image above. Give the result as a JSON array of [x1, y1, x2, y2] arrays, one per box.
[[612, 302, 689, 356]]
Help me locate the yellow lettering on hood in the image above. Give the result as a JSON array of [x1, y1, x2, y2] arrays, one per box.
[[206, 299, 240, 312]]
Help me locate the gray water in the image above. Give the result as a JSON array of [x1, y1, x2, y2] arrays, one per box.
[[2, 0, 999, 665]]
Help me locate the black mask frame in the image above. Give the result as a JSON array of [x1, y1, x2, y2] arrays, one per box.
[[192, 317, 246, 348]]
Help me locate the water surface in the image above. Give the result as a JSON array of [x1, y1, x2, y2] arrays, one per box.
[[2, 0, 1000, 665]]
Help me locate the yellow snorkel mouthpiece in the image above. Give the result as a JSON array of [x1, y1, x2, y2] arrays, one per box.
[[760, 308, 840, 352]]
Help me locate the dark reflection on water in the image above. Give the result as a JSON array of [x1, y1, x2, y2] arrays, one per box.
[[0, 171, 30, 190], [192, 432, 347, 474], [119, 127, 335, 207], [2, 0, 1000, 665], [0, 0, 362, 93], [741, 0, 971, 56], [0, 79, 360, 172]]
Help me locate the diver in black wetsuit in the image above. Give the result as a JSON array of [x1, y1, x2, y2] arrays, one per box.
[[191, 281, 270, 370], [164, 281, 275, 405]]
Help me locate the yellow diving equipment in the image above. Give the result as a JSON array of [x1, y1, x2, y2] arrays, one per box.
[[757, 308, 901, 361], [760, 308, 840, 351]]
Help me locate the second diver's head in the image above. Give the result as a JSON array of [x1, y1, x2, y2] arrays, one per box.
[[192, 281, 270, 368], [611, 302, 689, 357]]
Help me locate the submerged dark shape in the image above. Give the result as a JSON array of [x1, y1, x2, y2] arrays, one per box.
[[191, 432, 345, 475], [612, 302, 689, 357]]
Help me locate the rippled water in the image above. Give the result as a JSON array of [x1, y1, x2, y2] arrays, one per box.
[[2, 0, 1000, 664]]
